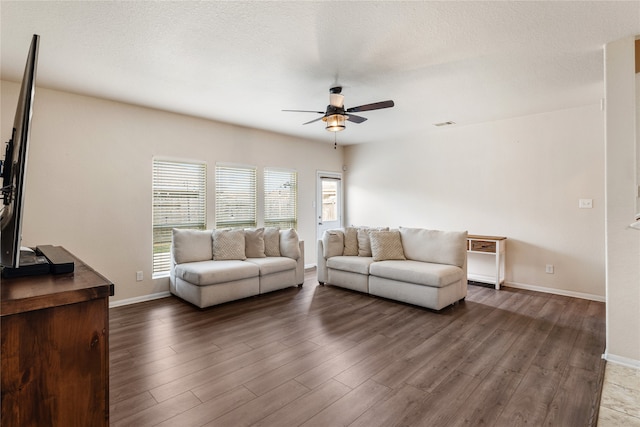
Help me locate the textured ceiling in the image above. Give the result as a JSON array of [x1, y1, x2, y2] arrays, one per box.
[[1, 1, 639, 145]]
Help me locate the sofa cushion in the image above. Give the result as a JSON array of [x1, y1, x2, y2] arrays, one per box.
[[327, 256, 375, 275], [399, 227, 467, 267], [172, 228, 213, 264], [264, 227, 281, 257], [370, 230, 406, 261], [323, 230, 344, 258], [369, 260, 463, 288], [174, 260, 258, 286], [343, 227, 359, 256], [213, 229, 246, 261], [357, 227, 389, 257], [245, 257, 297, 276], [280, 228, 301, 260], [245, 228, 266, 258]]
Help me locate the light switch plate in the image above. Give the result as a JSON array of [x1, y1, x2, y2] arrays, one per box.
[[579, 199, 593, 209]]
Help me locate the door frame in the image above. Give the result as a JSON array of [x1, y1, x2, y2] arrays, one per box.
[[316, 171, 344, 242]]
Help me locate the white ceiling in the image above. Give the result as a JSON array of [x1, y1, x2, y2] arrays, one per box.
[[1, 1, 639, 145]]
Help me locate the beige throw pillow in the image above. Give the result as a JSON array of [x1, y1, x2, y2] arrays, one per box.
[[343, 227, 359, 256], [212, 229, 246, 260], [322, 230, 344, 258], [264, 227, 281, 257], [357, 226, 389, 257], [370, 230, 406, 261], [244, 228, 266, 258]]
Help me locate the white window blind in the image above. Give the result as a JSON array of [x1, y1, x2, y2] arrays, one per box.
[[152, 159, 206, 275], [264, 168, 297, 229], [215, 164, 257, 229]]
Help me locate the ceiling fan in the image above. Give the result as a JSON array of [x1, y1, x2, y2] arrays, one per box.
[[283, 86, 394, 132]]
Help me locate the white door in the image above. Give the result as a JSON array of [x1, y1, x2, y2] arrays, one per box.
[[317, 172, 343, 240]]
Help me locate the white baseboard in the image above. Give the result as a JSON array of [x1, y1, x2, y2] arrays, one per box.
[[502, 281, 605, 302], [602, 351, 640, 370], [109, 291, 171, 308], [304, 263, 317, 271]]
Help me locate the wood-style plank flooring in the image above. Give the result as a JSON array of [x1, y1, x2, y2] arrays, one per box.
[[109, 271, 606, 426]]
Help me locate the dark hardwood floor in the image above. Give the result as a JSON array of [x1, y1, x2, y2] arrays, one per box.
[[109, 271, 606, 426]]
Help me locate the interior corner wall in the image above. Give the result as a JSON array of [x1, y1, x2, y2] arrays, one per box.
[[604, 36, 640, 367], [0, 81, 344, 303], [344, 103, 605, 300]]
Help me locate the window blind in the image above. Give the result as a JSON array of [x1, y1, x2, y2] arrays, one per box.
[[215, 164, 257, 229], [264, 168, 297, 229], [152, 159, 206, 275]]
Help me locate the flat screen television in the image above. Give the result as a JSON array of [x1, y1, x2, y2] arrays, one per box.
[[1, 34, 40, 269]]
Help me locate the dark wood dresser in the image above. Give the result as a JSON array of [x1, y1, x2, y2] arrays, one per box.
[[1, 248, 114, 426]]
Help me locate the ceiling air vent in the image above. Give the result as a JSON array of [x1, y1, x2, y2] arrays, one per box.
[[433, 121, 456, 127]]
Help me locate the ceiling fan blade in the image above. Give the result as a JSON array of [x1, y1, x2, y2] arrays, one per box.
[[302, 116, 325, 125], [347, 114, 367, 124], [346, 100, 395, 113], [282, 109, 325, 114]]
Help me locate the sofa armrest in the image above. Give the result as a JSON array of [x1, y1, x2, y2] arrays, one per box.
[[317, 239, 328, 284], [295, 240, 305, 285]]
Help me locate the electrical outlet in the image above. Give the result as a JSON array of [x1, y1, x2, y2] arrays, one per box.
[[136, 271, 143, 282], [545, 264, 554, 274]]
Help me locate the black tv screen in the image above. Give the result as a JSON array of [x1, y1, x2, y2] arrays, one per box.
[[1, 34, 39, 269]]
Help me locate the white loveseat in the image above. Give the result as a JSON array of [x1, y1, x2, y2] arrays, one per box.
[[317, 227, 467, 310], [170, 227, 304, 308]]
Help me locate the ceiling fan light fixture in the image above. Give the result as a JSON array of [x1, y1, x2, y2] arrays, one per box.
[[323, 114, 346, 132]]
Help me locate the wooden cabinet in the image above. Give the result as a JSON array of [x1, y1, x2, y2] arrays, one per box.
[[1, 248, 114, 426], [467, 235, 506, 290]]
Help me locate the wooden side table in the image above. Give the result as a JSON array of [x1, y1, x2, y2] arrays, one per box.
[[467, 235, 507, 290], [1, 248, 114, 426]]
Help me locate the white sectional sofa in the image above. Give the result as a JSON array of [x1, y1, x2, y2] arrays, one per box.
[[317, 227, 467, 310], [170, 227, 304, 308]]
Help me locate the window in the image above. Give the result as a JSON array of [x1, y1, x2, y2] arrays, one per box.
[[321, 179, 338, 222], [152, 159, 206, 276], [215, 164, 257, 228], [264, 168, 297, 229]]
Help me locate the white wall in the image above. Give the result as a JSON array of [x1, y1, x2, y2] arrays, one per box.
[[604, 37, 640, 367], [345, 104, 606, 299], [1, 82, 343, 302]]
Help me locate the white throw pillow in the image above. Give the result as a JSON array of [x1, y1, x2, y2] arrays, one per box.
[[280, 228, 301, 260], [172, 228, 213, 264], [264, 227, 281, 257], [370, 230, 406, 261], [212, 229, 246, 261], [244, 228, 266, 258]]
